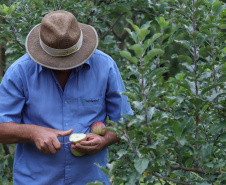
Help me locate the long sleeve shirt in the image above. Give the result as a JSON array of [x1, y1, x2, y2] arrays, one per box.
[[0, 49, 133, 185]]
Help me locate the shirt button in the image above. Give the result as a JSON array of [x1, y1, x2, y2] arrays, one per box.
[[65, 101, 67, 104], [65, 123, 68, 126]]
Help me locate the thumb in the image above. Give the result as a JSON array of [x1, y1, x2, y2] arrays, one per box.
[[56, 129, 73, 137]]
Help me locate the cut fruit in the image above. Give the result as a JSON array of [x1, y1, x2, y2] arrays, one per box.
[[69, 133, 86, 157], [69, 133, 86, 144]]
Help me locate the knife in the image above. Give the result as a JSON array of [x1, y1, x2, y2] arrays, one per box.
[[60, 141, 71, 145]]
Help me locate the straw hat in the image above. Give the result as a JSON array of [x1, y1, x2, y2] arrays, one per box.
[[25, 10, 98, 70]]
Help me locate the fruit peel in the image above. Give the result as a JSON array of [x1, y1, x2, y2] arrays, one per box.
[[91, 121, 106, 136]]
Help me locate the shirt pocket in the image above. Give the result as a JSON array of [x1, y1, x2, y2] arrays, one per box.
[[80, 96, 105, 107], [78, 96, 106, 130]]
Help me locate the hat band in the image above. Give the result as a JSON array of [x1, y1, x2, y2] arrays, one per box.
[[40, 31, 83, 57]]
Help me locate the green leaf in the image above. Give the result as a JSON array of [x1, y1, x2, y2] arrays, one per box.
[[202, 103, 209, 112], [200, 23, 220, 31], [133, 101, 143, 111], [125, 171, 139, 185], [120, 51, 138, 65], [94, 163, 109, 176], [199, 46, 212, 55], [213, 1, 223, 11], [115, 5, 132, 15], [117, 149, 128, 158], [172, 54, 193, 64], [138, 28, 150, 42], [138, 66, 148, 75], [89, 1, 94, 6], [144, 49, 164, 62], [173, 18, 190, 26], [126, 20, 151, 41], [122, 114, 136, 121], [201, 83, 223, 95], [155, 17, 167, 30], [209, 122, 226, 134], [86, 181, 105, 185], [175, 72, 186, 81], [214, 4, 226, 16], [124, 28, 138, 43], [147, 67, 167, 79], [141, 21, 152, 30], [186, 79, 197, 95], [129, 44, 143, 57], [171, 120, 183, 139], [126, 19, 140, 35], [121, 91, 136, 100], [177, 137, 187, 146], [207, 91, 226, 101], [144, 33, 163, 50], [147, 107, 155, 121], [196, 182, 211, 185], [195, 0, 205, 8], [134, 158, 149, 174], [193, 9, 203, 19], [219, 133, 226, 142], [174, 40, 191, 50], [169, 78, 190, 91]]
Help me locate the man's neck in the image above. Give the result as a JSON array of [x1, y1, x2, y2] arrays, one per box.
[[53, 69, 72, 91]]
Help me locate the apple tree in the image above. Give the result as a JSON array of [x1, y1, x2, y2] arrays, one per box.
[[0, 0, 170, 184], [98, 0, 226, 184], [0, 0, 225, 185]]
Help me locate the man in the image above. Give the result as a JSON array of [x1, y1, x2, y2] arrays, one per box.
[[0, 10, 132, 185]]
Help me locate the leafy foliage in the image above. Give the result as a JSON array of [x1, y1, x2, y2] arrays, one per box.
[[0, 144, 14, 185], [0, 0, 225, 185], [103, 0, 226, 184]]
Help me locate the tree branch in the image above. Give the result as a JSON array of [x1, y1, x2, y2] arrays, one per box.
[[95, 0, 116, 6], [98, 11, 135, 42], [122, 130, 141, 158], [171, 165, 224, 175], [200, 118, 209, 142], [10, 23, 25, 50], [100, 12, 126, 40], [2, 144, 11, 155], [153, 173, 191, 185]]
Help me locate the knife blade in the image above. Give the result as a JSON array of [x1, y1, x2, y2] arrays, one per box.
[[60, 141, 71, 145]]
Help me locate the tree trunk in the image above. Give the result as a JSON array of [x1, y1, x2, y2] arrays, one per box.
[[0, 44, 6, 78]]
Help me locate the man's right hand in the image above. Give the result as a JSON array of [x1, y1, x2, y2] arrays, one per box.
[[31, 126, 73, 154]]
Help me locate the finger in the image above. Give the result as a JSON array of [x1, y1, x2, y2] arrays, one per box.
[[39, 143, 51, 154], [73, 143, 97, 153], [52, 138, 62, 151], [79, 139, 98, 146], [47, 142, 58, 154], [56, 129, 73, 137]]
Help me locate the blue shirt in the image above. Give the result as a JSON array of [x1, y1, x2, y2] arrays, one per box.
[[0, 49, 133, 185]]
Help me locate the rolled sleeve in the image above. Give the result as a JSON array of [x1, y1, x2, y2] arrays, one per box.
[[0, 66, 25, 123]]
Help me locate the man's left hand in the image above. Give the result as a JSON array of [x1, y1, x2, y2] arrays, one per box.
[[70, 133, 106, 154]]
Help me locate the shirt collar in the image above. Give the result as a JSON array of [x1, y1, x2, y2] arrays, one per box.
[[39, 61, 90, 73]]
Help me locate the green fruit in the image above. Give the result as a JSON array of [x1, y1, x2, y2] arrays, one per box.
[[70, 149, 85, 157]]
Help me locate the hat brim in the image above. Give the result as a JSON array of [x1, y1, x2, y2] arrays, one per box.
[[26, 23, 98, 70]]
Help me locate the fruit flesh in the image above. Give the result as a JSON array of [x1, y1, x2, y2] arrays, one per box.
[[69, 133, 86, 157], [69, 133, 86, 143]]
